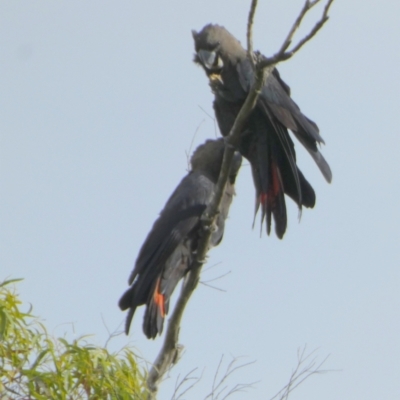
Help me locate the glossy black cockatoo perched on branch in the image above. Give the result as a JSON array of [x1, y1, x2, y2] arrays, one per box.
[[192, 24, 332, 239], [119, 138, 242, 339]]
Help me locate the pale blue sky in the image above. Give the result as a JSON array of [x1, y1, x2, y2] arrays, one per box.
[[1, 1, 400, 399]]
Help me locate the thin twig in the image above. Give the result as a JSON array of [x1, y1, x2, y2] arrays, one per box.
[[199, 282, 227, 293], [186, 119, 205, 171], [198, 105, 219, 138], [171, 368, 201, 400], [289, 0, 334, 55], [269, 345, 333, 400], [204, 356, 257, 400], [200, 270, 231, 292], [202, 270, 231, 284], [100, 314, 124, 349], [258, 0, 334, 69], [202, 261, 223, 273], [278, 0, 320, 55], [247, 0, 258, 68]]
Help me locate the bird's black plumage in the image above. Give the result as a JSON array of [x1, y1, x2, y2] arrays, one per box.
[[119, 138, 242, 339], [193, 24, 331, 238]]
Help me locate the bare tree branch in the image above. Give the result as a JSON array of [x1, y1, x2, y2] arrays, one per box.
[[204, 356, 257, 400], [258, 0, 335, 69], [247, 0, 258, 68], [269, 346, 334, 400], [197, 105, 219, 138], [170, 356, 256, 400], [186, 120, 205, 171], [200, 268, 231, 292], [171, 368, 202, 400], [146, 1, 335, 397], [201, 270, 231, 285], [278, 0, 321, 55]]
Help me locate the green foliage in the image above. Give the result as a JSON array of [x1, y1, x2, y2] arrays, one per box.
[[0, 279, 147, 399]]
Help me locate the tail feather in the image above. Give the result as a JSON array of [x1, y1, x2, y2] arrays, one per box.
[[118, 286, 138, 335], [252, 145, 287, 239], [279, 160, 316, 209], [125, 307, 136, 335], [258, 162, 287, 239], [118, 287, 134, 311], [120, 247, 190, 338], [143, 277, 166, 339]]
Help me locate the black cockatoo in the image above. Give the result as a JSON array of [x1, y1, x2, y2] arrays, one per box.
[[119, 138, 242, 339], [193, 24, 331, 239]]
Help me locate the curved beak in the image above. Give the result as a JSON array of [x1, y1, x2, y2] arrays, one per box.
[[197, 49, 216, 68]]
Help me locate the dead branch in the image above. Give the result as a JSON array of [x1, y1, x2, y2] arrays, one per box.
[[171, 368, 202, 400], [247, 0, 258, 67], [203, 356, 257, 400], [258, 0, 335, 69], [186, 119, 205, 171], [146, 0, 335, 397], [269, 346, 333, 400], [170, 356, 256, 400]]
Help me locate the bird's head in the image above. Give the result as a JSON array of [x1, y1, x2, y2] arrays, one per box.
[[192, 24, 246, 81], [191, 138, 242, 184]]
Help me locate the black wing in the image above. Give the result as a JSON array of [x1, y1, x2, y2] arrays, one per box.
[[237, 58, 332, 183], [119, 172, 214, 335]]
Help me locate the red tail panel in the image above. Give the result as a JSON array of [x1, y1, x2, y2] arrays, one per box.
[[153, 278, 166, 318]]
